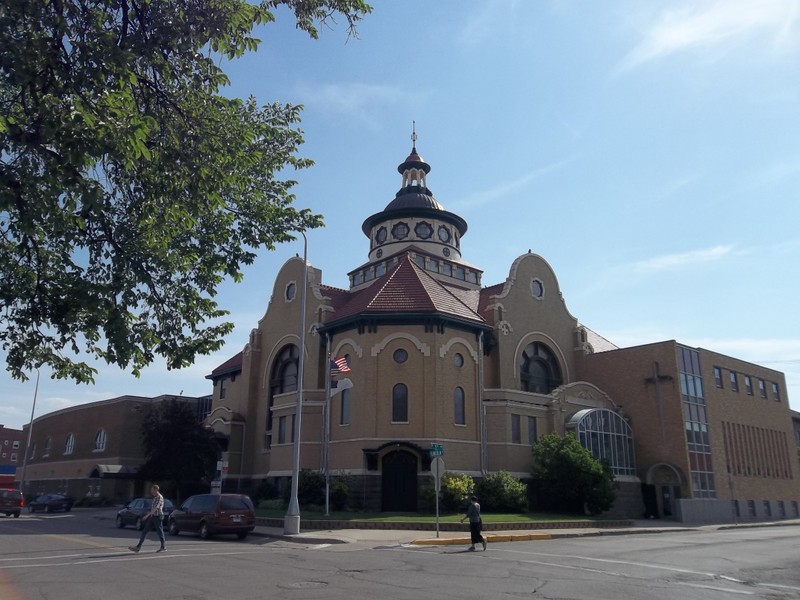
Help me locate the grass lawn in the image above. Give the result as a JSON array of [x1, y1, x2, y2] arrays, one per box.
[[256, 509, 606, 523]]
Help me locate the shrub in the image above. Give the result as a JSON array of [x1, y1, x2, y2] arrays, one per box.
[[474, 471, 528, 512], [439, 472, 475, 513], [297, 469, 325, 507], [258, 498, 286, 510]]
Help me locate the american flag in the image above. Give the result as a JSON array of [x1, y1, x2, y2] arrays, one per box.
[[330, 356, 351, 375]]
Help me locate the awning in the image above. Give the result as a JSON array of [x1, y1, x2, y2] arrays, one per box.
[[89, 464, 139, 479]]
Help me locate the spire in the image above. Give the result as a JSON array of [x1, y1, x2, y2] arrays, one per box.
[[398, 121, 431, 188]]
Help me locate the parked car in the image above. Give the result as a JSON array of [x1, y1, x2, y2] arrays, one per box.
[[116, 497, 175, 530], [27, 493, 75, 513], [0, 488, 23, 518], [167, 493, 255, 540]]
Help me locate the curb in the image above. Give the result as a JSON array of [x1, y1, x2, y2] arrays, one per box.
[[411, 532, 552, 546]]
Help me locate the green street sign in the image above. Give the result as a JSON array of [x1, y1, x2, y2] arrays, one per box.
[[429, 443, 444, 457]]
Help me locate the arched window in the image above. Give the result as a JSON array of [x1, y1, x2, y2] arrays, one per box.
[[43, 438, 51, 457], [64, 433, 75, 455], [392, 383, 408, 423], [266, 345, 299, 449], [566, 408, 636, 477], [93, 429, 107, 452], [520, 342, 562, 394], [454, 387, 465, 425]]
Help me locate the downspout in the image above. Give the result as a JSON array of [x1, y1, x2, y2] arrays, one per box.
[[478, 332, 488, 476]]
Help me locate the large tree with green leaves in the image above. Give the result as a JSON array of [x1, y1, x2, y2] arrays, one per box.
[[0, 0, 371, 383], [531, 432, 616, 515], [139, 398, 220, 500]]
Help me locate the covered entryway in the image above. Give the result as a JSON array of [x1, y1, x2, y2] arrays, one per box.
[[645, 463, 684, 519], [381, 450, 418, 512]]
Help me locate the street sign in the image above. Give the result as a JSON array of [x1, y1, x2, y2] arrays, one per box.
[[429, 443, 444, 457]]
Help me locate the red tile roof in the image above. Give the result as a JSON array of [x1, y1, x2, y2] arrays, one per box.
[[326, 253, 487, 327]]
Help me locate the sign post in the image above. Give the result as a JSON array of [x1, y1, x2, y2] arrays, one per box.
[[429, 444, 445, 537]]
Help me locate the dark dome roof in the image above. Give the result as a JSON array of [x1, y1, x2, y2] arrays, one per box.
[[384, 188, 444, 211]]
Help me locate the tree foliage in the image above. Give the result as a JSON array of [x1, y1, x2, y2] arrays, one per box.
[[139, 398, 220, 500], [531, 432, 616, 515], [0, 0, 372, 383], [474, 470, 528, 513]]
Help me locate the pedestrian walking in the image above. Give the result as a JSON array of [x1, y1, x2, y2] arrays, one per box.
[[129, 484, 166, 553], [460, 495, 487, 551]]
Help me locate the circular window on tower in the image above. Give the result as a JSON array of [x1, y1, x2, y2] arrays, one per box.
[[376, 249, 383, 259], [415, 221, 433, 239], [438, 225, 451, 243], [392, 222, 409, 240], [442, 247, 451, 257], [531, 278, 544, 300], [393, 348, 408, 364], [376, 227, 387, 244]]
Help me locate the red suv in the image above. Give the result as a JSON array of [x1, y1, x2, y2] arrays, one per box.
[[0, 488, 24, 518], [167, 493, 255, 540]]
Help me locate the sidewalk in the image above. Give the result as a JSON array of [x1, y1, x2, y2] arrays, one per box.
[[252, 518, 800, 547]]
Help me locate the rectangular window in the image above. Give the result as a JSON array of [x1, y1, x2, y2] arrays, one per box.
[[441, 263, 452, 276], [527, 416, 537, 445], [340, 389, 350, 426], [12, 440, 19, 449], [744, 376, 753, 395], [763, 500, 772, 517], [277, 416, 286, 445], [713, 367, 723, 388], [10, 453, 17, 462], [455, 266, 466, 280], [511, 414, 521, 444], [772, 382, 781, 401], [758, 379, 767, 398], [219, 378, 228, 399], [729, 371, 739, 392]]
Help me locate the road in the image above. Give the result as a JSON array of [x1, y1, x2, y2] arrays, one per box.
[[2, 508, 800, 599]]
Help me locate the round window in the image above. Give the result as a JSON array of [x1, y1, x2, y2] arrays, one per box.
[[376, 227, 387, 244], [393, 348, 408, 364], [438, 225, 451, 243], [531, 279, 544, 299], [454, 353, 464, 368], [392, 222, 409, 240], [286, 282, 296, 301]]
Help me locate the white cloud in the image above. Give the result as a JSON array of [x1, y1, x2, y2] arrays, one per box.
[[295, 82, 425, 129], [453, 156, 576, 209], [618, 0, 800, 71], [632, 244, 735, 274]]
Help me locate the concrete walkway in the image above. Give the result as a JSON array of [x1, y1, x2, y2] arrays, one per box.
[[251, 518, 800, 547]]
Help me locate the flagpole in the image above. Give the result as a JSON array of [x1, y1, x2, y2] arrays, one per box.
[[323, 335, 332, 515]]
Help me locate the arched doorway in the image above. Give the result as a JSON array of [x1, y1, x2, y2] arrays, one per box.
[[645, 463, 684, 518], [381, 450, 418, 512]]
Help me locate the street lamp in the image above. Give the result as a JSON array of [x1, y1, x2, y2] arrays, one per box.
[[19, 368, 40, 493], [284, 230, 308, 535]]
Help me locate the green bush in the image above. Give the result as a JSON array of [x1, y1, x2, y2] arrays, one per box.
[[297, 469, 325, 507], [329, 476, 350, 511], [474, 471, 528, 512], [258, 498, 286, 510], [419, 472, 475, 514]]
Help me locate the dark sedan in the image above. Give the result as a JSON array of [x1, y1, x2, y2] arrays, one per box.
[[27, 493, 74, 513], [116, 497, 174, 530]]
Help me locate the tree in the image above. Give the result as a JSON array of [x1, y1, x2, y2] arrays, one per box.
[[474, 471, 528, 513], [531, 433, 616, 515], [139, 398, 220, 501], [0, 0, 372, 383]]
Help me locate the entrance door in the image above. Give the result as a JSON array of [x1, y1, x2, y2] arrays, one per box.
[[381, 451, 418, 512]]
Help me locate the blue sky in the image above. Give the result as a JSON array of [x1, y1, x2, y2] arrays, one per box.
[[3, 0, 799, 430]]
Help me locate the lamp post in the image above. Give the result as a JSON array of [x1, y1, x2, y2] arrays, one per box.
[[19, 368, 40, 493], [284, 230, 308, 535]]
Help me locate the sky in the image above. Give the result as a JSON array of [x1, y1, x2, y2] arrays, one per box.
[[2, 0, 799, 430]]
